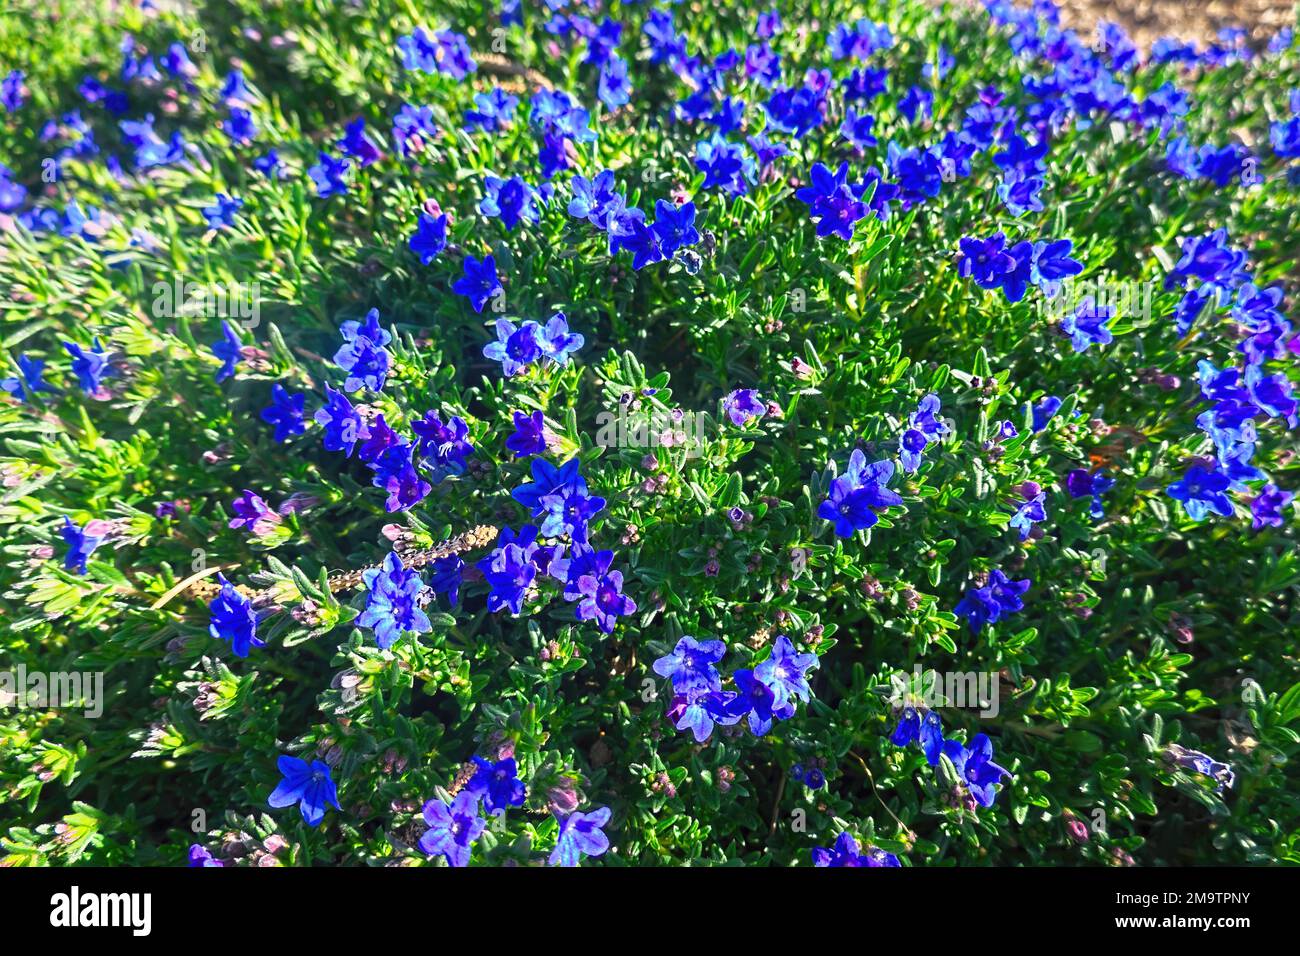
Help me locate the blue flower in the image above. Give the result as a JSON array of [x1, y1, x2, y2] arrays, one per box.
[[479, 174, 542, 230], [483, 318, 543, 376], [958, 233, 1016, 288], [817, 450, 904, 537], [650, 199, 700, 256], [260, 384, 305, 442], [64, 338, 114, 394], [60, 516, 103, 574], [598, 56, 631, 108], [539, 485, 606, 541], [839, 109, 878, 149], [891, 707, 946, 765], [253, 149, 282, 178], [568, 170, 621, 227], [429, 554, 464, 606], [955, 569, 1031, 634], [208, 573, 264, 657], [1031, 239, 1084, 297], [314, 385, 365, 456], [467, 756, 527, 814], [210, 322, 242, 382], [453, 254, 502, 313], [549, 806, 611, 867], [1008, 483, 1048, 541], [513, 456, 587, 513], [812, 831, 900, 867], [653, 636, 726, 696], [1250, 484, 1295, 530], [943, 733, 1011, 807], [538, 312, 584, 365], [409, 212, 447, 264], [694, 134, 755, 195], [202, 193, 242, 229], [268, 756, 340, 827], [477, 537, 539, 615], [754, 635, 818, 709], [795, 161, 868, 240], [307, 152, 350, 197], [1030, 395, 1062, 432], [333, 309, 391, 393], [2, 354, 58, 402], [1059, 296, 1115, 351], [359, 552, 431, 650], [506, 410, 548, 458], [1167, 463, 1234, 520], [608, 208, 663, 269], [464, 88, 518, 133], [732, 668, 791, 736]]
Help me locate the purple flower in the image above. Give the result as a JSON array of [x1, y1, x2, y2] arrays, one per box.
[[315, 385, 365, 456], [1008, 485, 1048, 540], [1060, 297, 1115, 352], [477, 537, 539, 615], [549, 806, 611, 867], [418, 791, 485, 866], [958, 233, 1016, 288], [506, 410, 548, 458], [338, 118, 383, 167], [1250, 484, 1294, 530], [574, 558, 636, 633], [369, 443, 432, 512], [268, 756, 340, 827], [228, 490, 280, 535], [955, 570, 1031, 634], [722, 388, 765, 426], [188, 845, 223, 867], [812, 831, 900, 867], [411, 411, 474, 481], [1066, 468, 1116, 519], [754, 635, 818, 708], [464, 88, 518, 134]]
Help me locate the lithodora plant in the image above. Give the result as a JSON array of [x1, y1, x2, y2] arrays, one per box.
[[0, 0, 1298, 867]]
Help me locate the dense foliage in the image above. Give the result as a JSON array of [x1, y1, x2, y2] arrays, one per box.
[[1, 0, 1298, 868]]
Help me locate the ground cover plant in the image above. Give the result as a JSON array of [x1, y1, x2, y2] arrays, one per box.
[[0, 0, 1298, 868]]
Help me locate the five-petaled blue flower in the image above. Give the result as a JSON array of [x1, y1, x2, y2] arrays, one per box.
[[268, 755, 340, 827]]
